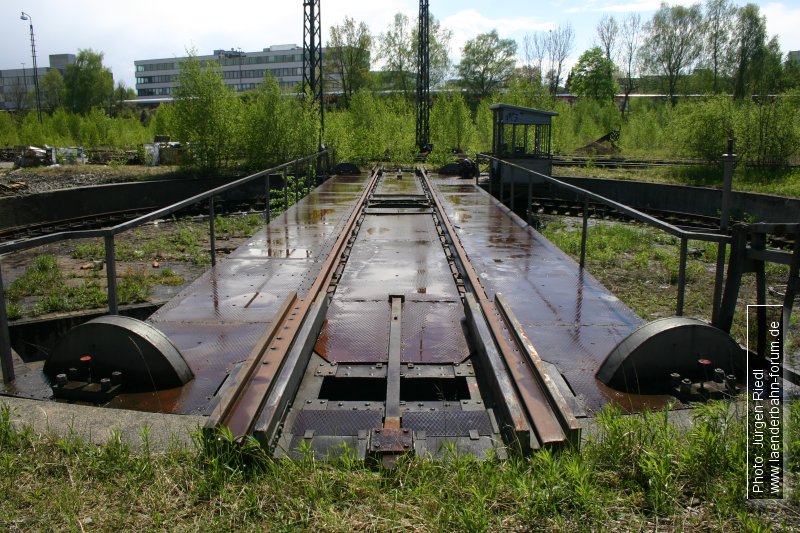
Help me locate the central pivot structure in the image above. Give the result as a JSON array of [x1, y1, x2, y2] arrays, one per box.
[[415, 0, 431, 153]]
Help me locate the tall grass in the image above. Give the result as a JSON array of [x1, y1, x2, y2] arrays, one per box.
[[0, 400, 791, 530]]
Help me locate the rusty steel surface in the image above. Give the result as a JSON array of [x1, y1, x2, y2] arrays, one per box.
[[431, 175, 672, 412], [206, 169, 381, 436], [422, 170, 568, 445], [108, 174, 373, 414]]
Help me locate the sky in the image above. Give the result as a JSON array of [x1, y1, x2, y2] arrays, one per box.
[[2, 0, 799, 89]]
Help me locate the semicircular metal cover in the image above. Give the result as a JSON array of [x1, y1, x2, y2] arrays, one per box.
[[597, 317, 744, 393], [44, 316, 193, 391]]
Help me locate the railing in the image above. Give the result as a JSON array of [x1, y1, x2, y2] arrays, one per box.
[[476, 153, 731, 322], [0, 150, 330, 383]]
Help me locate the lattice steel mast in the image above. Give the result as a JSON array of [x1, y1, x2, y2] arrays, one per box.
[[303, 0, 324, 137], [415, 0, 431, 152]]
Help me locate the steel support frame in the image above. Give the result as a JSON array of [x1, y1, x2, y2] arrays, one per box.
[[415, 0, 430, 151], [303, 0, 324, 136]]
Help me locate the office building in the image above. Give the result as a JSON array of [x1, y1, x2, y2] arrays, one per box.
[[135, 45, 325, 99], [0, 53, 75, 111]]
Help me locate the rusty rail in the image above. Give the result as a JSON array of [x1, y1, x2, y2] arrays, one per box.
[[0, 151, 328, 384], [419, 167, 579, 449], [206, 167, 381, 440]]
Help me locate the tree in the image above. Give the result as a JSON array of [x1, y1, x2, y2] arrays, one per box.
[[378, 13, 415, 94], [377, 12, 452, 94], [545, 24, 575, 96], [732, 3, 779, 100], [327, 17, 372, 106], [457, 30, 517, 98], [703, 0, 735, 92], [171, 54, 240, 172], [596, 15, 619, 61], [521, 32, 547, 87], [619, 13, 643, 117], [413, 15, 452, 88], [40, 69, 66, 113], [63, 49, 114, 114], [570, 47, 618, 102], [641, 3, 703, 105]]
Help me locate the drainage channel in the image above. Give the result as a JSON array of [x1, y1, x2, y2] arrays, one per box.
[[208, 166, 579, 463]]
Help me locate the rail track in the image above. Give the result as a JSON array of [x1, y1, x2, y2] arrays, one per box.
[[206, 166, 579, 461]]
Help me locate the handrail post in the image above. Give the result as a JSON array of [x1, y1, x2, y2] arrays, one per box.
[[105, 235, 118, 315], [209, 196, 216, 267], [713, 139, 737, 322], [283, 169, 289, 211], [0, 262, 15, 383], [676, 236, 688, 316], [265, 174, 271, 224], [580, 195, 589, 269], [527, 174, 533, 226], [510, 177, 515, 212]]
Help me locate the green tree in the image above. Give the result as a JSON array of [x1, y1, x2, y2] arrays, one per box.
[[429, 93, 476, 162], [641, 3, 703, 105], [243, 73, 317, 169], [569, 47, 618, 102], [328, 17, 372, 106], [732, 4, 781, 100], [40, 69, 66, 113], [63, 49, 114, 114], [378, 13, 415, 94], [457, 30, 517, 99], [171, 54, 240, 172], [703, 0, 735, 92], [377, 12, 452, 93], [413, 15, 452, 88]]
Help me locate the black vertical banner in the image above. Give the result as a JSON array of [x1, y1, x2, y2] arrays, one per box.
[[747, 305, 784, 500]]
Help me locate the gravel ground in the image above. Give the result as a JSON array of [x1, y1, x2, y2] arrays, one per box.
[[0, 164, 186, 197]]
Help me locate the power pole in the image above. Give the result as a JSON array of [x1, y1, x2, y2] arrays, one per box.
[[415, 0, 431, 153], [303, 0, 324, 139]]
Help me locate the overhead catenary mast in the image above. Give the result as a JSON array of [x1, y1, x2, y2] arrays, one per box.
[[415, 0, 431, 153], [303, 0, 324, 138]]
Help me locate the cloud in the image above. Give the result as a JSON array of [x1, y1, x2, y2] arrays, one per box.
[[441, 8, 553, 61], [564, 0, 696, 14], [762, 2, 800, 53]]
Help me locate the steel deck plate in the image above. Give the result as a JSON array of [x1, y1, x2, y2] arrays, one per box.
[[431, 175, 667, 412]]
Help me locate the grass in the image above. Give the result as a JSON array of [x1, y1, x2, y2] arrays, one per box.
[[553, 164, 800, 198], [4, 255, 185, 319], [540, 219, 796, 351], [0, 400, 795, 531]]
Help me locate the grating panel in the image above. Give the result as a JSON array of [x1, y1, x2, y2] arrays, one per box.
[[403, 410, 494, 437], [291, 409, 382, 436]]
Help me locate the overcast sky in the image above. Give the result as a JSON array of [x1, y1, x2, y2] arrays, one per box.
[[2, 0, 799, 89]]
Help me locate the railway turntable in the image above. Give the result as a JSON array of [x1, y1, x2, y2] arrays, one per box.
[[28, 165, 722, 461]]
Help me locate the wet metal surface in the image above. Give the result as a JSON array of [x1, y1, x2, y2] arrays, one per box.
[[111, 175, 371, 414], [318, 171, 468, 366], [432, 176, 669, 412]]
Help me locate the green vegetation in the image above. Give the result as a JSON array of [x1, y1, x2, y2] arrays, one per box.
[[539, 219, 795, 352], [0, 400, 794, 530], [553, 162, 800, 198], [3, 254, 185, 319]]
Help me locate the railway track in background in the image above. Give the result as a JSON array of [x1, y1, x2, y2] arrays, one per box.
[[3, 189, 794, 251]]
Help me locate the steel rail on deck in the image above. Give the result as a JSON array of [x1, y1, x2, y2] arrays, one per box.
[[477, 154, 731, 319], [0, 151, 328, 384], [206, 167, 381, 440], [419, 167, 580, 449]]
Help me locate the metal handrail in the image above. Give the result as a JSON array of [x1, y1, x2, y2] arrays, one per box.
[[476, 153, 732, 321], [477, 154, 729, 244], [0, 150, 329, 383]]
